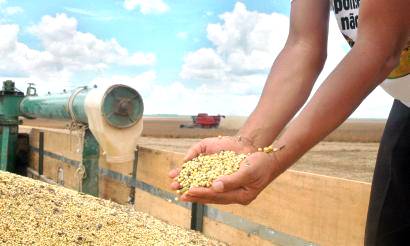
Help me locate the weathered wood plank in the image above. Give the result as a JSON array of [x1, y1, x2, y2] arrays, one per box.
[[26, 127, 82, 161], [203, 217, 276, 246], [135, 189, 191, 229], [99, 176, 131, 204], [209, 171, 370, 245], [136, 147, 182, 193], [24, 127, 372, 245], [30, 151, 80, 191], [137, 148, 371, 246]]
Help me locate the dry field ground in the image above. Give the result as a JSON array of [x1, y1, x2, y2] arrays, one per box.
[[141, 117, 385, 142], [23, 117, 386, 183]]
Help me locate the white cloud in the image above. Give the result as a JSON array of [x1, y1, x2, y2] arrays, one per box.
[[90, 72, 259, 115], [0, 24, 52, 76], [123, 0, 169, 14], [29, 13, 155, 69], [64, 7, 114, 21], [3, 6, 23, 15], [179, 2, 391, 118], [89, 70, 157, 91], [0, 13, 155, 75], [0, 2, 392, 118], [141, 82, 259, 115], [180, 2, 289, 97], [0, 1, 23, 20], [0, 13, 155, 94], [181, 48, 226, 81]]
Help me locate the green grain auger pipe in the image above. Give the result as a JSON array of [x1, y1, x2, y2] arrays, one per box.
[[0, 81, 144, 173], [20, 85, 144, 128]]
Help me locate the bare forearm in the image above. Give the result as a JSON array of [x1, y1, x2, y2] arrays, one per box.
[[239, 42, 326, 147], [274, 40, 406, 170], [271, 0, 409, 171]]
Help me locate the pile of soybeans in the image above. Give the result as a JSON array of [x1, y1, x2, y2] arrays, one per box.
[[0, 171, 224, 245], [176, 151, 247, 194]]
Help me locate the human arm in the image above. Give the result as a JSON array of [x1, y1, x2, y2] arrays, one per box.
[[272, 0, 410, 169], [238, 0, 331, 148], [178, 0, 331, 162], [181, 0, 409, 204], [169, 0, 331, 189]]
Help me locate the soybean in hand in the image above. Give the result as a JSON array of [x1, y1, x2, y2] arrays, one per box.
[[176, 151, 247, 194]]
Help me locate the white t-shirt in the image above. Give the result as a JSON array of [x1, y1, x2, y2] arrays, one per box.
[[291, 0, 410, 107]]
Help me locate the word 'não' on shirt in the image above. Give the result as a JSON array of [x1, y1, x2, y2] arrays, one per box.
[[333, 0, 360, 30]]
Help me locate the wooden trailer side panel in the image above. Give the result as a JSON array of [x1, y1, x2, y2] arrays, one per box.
[[137, 147, 181, 193], [135, 189, 191, 229], [135, 147, 191, 229], [26, 127, 82, 162], [203, 217, 276, 246], [40, 154, 79, 190], [138, 148, 371, 246], [24, 126, 372, 245], [208, 171, 370, 245], [98, 157, 134, 204], [25, 127, 82, 191]]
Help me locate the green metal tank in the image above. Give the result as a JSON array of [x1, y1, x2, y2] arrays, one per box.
[[0, 80, 24, 172]]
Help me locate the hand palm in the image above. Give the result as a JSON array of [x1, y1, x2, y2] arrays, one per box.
[[181, 152, 279, 205]]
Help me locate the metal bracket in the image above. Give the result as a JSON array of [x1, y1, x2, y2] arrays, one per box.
[[129, 148, 139, 204], [67, 86, 87, 123], [81, 129, 99, 196], [191, 203, 205, 232], [0, 126, 10, 171], [26, 83, 37, 96], [38, 132, 44, 176]]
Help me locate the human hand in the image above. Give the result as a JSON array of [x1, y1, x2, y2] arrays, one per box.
[[168, 136, 256, 190], [179, 151, 283, 205]]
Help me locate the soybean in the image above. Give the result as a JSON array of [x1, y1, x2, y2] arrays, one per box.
[[176, 151, 247, 194], [0, 171, 224, 246]]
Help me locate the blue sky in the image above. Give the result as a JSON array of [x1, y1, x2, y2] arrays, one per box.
[[5, 0, 289, 87], [0, 0, 393, 118]]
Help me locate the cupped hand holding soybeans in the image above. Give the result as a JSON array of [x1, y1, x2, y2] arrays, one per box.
[[169, 137, 284, 205], [175, 151, 248, 194], [182, 151, 282, 205], [169, 136, 256, 190]]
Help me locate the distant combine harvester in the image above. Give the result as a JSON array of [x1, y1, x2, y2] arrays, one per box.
[[180, 113, 225, 129]]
